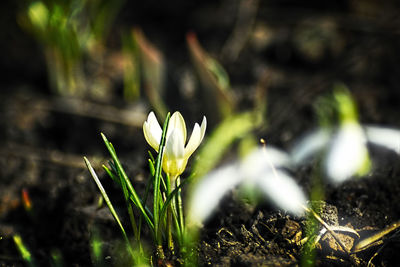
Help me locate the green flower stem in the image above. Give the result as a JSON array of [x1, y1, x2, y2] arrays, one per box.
[[164, 170, 174, 254], [153, 113, 170, 251], [175, 176, 185, 242], [168, 175, 183, 249]]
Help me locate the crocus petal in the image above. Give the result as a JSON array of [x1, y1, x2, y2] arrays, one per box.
[[165, 129, 185, 159], [184, 116, 206, 158], [185, 123, 202, 157], [365, 126, 400, 154], [163, 129, 186, 176], [143, 111, 162, 151], [199, 116, 207, 142], [290, 128, 331, 166], [187, 164, 242, 225], [325, 123, 368, 183], [168, 112, 187, 143], [255, 170, 307, 216], [163, 157, 188, 179]]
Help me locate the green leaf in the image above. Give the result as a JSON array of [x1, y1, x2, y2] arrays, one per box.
[[103, 164, 120, 185], [187, 33, 234, 118], [158, 178, 189, 232], [13, 234, 35, 267], [84, 157, 135, 259], [100, 133, 154, 231], [191, 111, 262, 179], [153, 112, 170, 245]]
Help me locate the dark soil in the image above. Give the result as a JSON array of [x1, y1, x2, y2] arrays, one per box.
[[1, 0, 400, 266]]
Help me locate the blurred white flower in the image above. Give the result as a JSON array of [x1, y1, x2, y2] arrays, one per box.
[[291, 129, 330, 166], [364, 126, 400, 154], [291, 124, 400, 184], [188, 146, 307, 225], [256, 170, 307, 215], [325, 122, 369, 183], [291, 87, 373, 184], [143, 111, 207, 178], [188, 164, 241, 225]]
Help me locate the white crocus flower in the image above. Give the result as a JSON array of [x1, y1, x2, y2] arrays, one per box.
[[143, 111, 207, 178]]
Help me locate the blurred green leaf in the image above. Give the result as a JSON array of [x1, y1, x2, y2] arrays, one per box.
[[187, 32, 235, 120], [191, 111, 262, 179], [27, 1, 48, 32], [122, 31, 141, 101], [13, 235, 35, 267], [134, 28, 167, 119]]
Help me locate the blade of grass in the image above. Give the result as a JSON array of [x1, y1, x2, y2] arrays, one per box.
[[122, 30, 141, 102], [134, 28, 168, 119], [103, 164, 118, 182], [13, 234, 35, 267], [158, 180, 187, 230], [84, 156, 135, 258], [104, 163, 154, 224], [117, 164, 140, 247], [187, 32, 234, 118], [148, 157, 167, 193], [148, 150, 155, 162], [103, 162, 120, 185], [101, 133, 154, 231], [160, 177, 192, 240], [153, 112, 171, 248]]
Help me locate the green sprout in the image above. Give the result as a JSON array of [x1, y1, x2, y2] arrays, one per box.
[[122, 30, 141, 102], [50, 249, 63, 267], [84, 111, 206, 264], [133, 28, 168, 118], [187, 32, 234, 119], [13, 234, 35, 267], [19, 0, 124, 96]]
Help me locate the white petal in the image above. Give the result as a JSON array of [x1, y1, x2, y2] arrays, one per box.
[[256, 170, 307, 216], [325, 123, 368, 183], [241, 147, 291, 182], [162, 129, 186, 177], [200, 116, 207, 142], [165, 129, 185, 159], [168, 112, 187, 143], [143, 111, 162, 151], [290, 129, 331, 166], [365, 126, 400, 154], [185, 123, 202, 157], [187, 164, 242, 225]]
